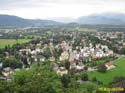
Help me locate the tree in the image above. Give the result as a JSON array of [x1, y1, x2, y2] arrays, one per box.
[[97, 63, 107, 73], [92, 77, 97, 82], [80, 82, 98, 93], [43, 48, 51, 59], [64, 60, 70, 70], [12, 63, 63, 93], [84, 66, 88, 72], [112, 76, 125, 83], [3, 58, 22, 69], [61, 74, 70, 88], [82, 73, 88, 81], [119, 47, 125, 55]]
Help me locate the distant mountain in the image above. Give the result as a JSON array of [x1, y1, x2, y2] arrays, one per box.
[[95, 13, 125, 21], [45, 13, 125, 25], [76, 13, 125, 25], [0, 14, 62, 27], [48, 17, 75, 23], [1, 13, 125, 26]]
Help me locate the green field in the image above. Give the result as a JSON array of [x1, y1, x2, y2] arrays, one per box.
[[76, 27, 97, 32], [88, 57, 115, 67], [88, 56, 125, 85], [0, 39, 31, 48]]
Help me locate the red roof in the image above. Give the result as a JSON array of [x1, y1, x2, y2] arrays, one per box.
[[70, 60, 75, 65], [105, 61, 113, 66]]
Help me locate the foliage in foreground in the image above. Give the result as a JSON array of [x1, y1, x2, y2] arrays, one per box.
[[0, 62, 104, 93]]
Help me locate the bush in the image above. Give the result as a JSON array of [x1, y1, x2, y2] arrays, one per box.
[[97, 63, 107, 73], [82, 73, 88, 81]]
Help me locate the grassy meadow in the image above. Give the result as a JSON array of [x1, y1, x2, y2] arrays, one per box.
[[88, 56, 125, 85], [0, 39, 31, 48]]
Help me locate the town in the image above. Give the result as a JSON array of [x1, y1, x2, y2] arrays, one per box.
[[0, 26, 125, 93]]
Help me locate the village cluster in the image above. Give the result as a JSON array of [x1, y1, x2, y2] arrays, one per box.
[[1, 31, 121, 81]]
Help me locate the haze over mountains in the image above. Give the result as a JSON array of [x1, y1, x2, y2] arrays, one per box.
[[76, 13, 125, 25], [0, 14, 62, 27], [0, 13, 125, 26], [51, 13, 125, 24]]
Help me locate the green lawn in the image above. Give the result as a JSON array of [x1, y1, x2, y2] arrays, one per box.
[[76, 28, 97, 32], [87, 57, 115, 67], [0, 39, 31, 48], [88, 56, 125, 85]]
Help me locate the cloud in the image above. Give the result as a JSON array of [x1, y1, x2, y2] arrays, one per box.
[[0, 0, 124, 9], [0, 0, 125, 18], [0, 0, 41, 9]]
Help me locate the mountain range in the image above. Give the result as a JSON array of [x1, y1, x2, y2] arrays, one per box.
[[0, 13, 125, 26], [76, 13, 125, 25], [0, 15, 62, 27]]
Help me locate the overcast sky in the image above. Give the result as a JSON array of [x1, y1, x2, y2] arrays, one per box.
[[0, 0, 125, 19]]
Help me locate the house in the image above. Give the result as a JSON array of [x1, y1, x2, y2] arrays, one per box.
[[70, 60, 76, 69], [2, 67, 14, 77], [20, 55, 31, 67], [76, 53, 80, 60], [88, 67, 97, 72], [76, 64, 84, 71], [19, 49, 31, 55], [105, 61, 115, 70], [91, 54, 98, 60], [31, 50, 37, 55], [4, 52, 10, 58], [51, 63, 59, 71], [61, 41, 67, 50], [57, 67, 68, 76], [101, 45, 108, 50], [36, 43, 42, 47], [108, 50, 114, 55], [82, 57, 91, 62], [0, 63, 3, 68], [83, 52, 90, 57], [0, 75, 6, 80], [90, 48, 95, 54], [35, 48, 43, 53], [95, 49, 104, 58], [6, 74, 13, 82], [49, 56, 55, 62], [59, 51, 69, 61], [96, 44, 101, 49], [69, 51, 78, 61], [49, 42, 54, 49], [14, 68, 21, 72], [32, 55, 45, 62]]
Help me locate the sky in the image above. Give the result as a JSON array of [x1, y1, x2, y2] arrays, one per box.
[[0, 0, 125, 19]]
